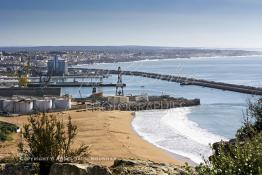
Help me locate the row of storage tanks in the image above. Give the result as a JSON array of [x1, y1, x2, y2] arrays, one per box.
[[0, 97, 72, 114]]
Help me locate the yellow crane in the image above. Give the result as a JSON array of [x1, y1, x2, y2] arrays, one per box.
[[17, 57, 30, 87]]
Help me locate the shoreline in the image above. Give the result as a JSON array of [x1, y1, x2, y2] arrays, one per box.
[[0, 110, 184, 166], [130, 112, 196, 166], [72, 54, 262, 67]]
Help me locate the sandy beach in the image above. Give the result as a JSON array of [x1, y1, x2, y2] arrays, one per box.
[[0, 110, 181, 166]]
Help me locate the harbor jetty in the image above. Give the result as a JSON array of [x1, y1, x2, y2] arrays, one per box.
[[69, 68, 262, 95]]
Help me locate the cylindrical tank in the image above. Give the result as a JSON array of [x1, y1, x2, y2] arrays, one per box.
[[34, 99, 52, 112], [2, 100, 14, 113], [14, 100, 33, 114], [54, 98, 71, 109]]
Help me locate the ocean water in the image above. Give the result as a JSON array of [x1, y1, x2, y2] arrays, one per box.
[[69, 56, 262, 164]]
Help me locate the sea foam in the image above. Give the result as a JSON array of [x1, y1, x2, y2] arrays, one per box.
[[132, 108, 227, 164], [161, 108, 227, 145]]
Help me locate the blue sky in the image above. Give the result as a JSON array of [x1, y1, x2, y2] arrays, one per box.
[[0, 0, 262, 48]]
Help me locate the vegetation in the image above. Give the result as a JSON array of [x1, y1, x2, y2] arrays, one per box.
[[0, 121, 18, 142], [185, 98, 262, 175], [236, 99, 262, 140], [19, 113, 89, 163], [0, 154, 20, 164], [195, 133, 262, 175]]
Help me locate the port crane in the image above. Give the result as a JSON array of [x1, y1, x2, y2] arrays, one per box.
[[17, 57, 31, 87]]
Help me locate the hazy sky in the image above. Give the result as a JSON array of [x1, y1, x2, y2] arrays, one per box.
[[1, 0, 262, 48]]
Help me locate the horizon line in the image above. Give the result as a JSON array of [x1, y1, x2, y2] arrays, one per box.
[[0, 45, 261, 51]]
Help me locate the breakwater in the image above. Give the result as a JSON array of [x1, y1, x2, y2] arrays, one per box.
[[69, 68, 262, 95]]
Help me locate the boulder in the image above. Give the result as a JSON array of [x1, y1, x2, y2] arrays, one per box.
[[49, 163, 112, 175], [111, 159, 187, 175], [0, 163, 39, 175], [0, 159, 189, 175]]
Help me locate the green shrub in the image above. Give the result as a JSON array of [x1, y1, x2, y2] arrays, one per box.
[[236, 99, 262, 140], [19, 113, 89, 163], [0, 121, 18, 142], [189, 98, 262, 175], [0, 154, 20, 163], [195, 133, 262, 175]]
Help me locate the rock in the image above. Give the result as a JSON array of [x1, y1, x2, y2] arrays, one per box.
[[113, 159, 137, 167], [110, 159, 187, 175], [0, 163, 39, 175], [49, 163, 112, 175], [0, 159, 190, 175]]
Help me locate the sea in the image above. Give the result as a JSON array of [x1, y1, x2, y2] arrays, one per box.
[[67, 55, 262, 164]]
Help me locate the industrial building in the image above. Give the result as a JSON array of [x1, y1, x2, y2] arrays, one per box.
[[47, 55, 68, 76]]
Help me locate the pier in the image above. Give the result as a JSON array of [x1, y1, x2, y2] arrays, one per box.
[[29, 75, 109, 81], [27, 82, 126, 87], [0, 87, 62, 97], [69, 68, 262, 95]]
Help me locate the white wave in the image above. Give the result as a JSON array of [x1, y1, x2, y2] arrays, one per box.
[[132, 108, 227, 164], [161, 108, 227, 146]]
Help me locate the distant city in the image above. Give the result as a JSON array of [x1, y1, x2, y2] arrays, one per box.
[[0, 46, 261, 77]]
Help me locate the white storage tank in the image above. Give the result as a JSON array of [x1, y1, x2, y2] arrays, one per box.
[[34, 99, 52, 112], [2, 100, 14, 113], [54, 98, 71, 109], [14, 100, 33, 114]]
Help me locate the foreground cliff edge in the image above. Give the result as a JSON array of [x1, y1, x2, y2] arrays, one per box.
[[0, 159, 190, 175]]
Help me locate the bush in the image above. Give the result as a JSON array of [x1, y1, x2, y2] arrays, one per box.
[[195, 133, 262, 175], [0, 154, 20, 163], [236, 98, 262, 140], [0, 121, 18, 142], [19, 113, 89, 163], [191, 98, 262, 175]]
